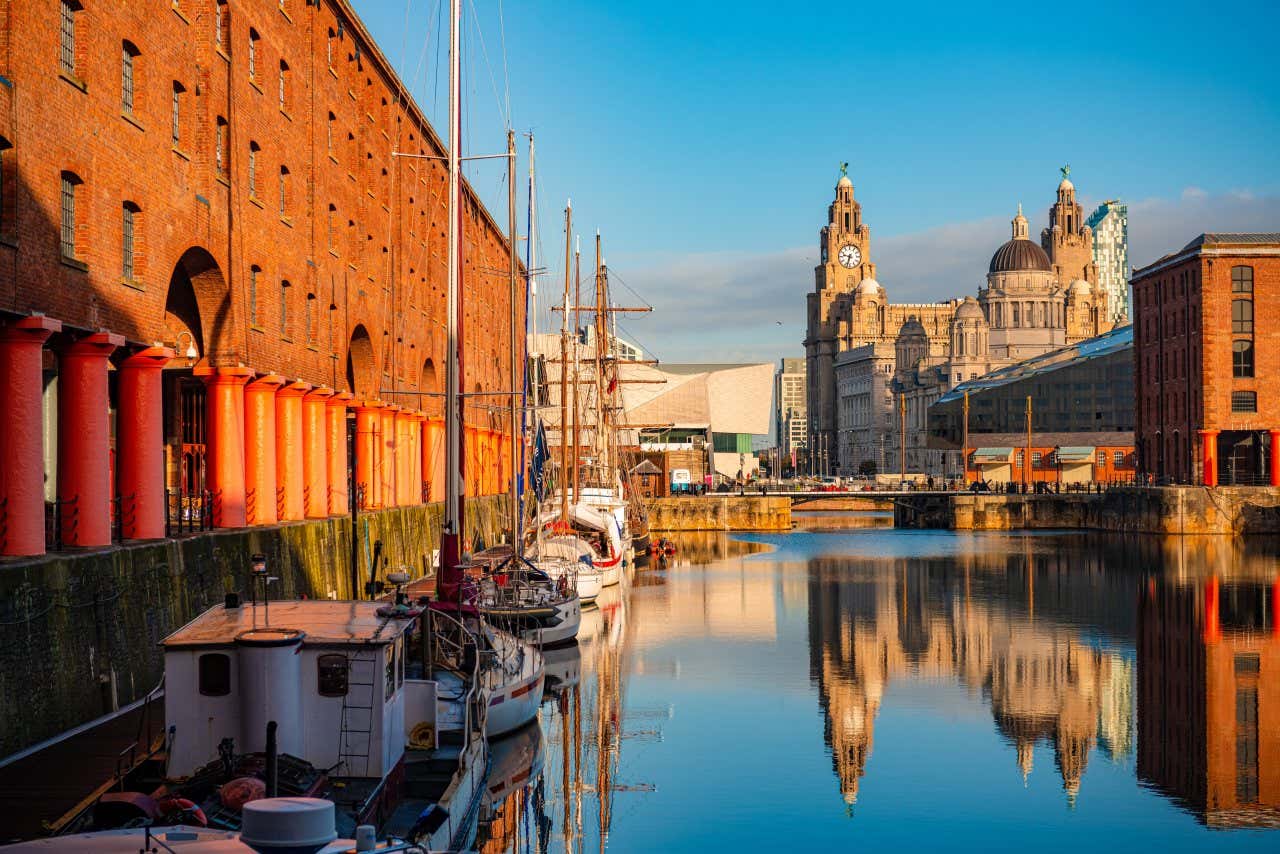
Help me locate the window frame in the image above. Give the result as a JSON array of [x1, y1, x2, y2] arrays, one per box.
[[198, 652, 232, 696], [121, 42, 139, 115], [1231, 265, 1254, 294], [1231, 390, 1258, 413], [317, 653, 348, 697], [59, 171, 81, 259], [1233, 339, 1255, 379], [121, 202, 138, 281], [1232, 299, 1254, 335]]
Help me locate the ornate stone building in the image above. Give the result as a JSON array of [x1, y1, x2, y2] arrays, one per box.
[[809, 169, 1116, 476]]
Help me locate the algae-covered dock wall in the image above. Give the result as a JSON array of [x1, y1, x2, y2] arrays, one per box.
[[0, 497, 506, 758]]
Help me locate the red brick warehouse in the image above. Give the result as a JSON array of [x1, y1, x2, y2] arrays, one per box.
[[0, 0, 524, 557], [1132, 234, 1280, 486]]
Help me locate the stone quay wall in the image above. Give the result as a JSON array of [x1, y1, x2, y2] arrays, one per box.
[[0, 497, 506, 759], [648, 497, 791, 532], [893, 487, 1280, 535]]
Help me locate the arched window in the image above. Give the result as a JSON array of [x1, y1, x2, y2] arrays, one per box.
[[60, 171, 82, 259], [278, 165, 289, 217], [248, 28, 260, 80], [305, 292, 317, 345], [121, 42, 140, 115], [1232, 299, 1253, 334], [279, 280, 290, 335], [1233, 340, 1254, 378], [248, 141, 260, 197], [215, 0, 230, 52], [327, 111, 335, 154], [327, 203, 337, 250], [60, 1, 82, 75], [171, 81, 186, 148], [215, 117, 229, 178], [278, 59, 290, 111], [249, 264, 261, 327], [0, 136, 11, 235], [122, 201, 140, 281]]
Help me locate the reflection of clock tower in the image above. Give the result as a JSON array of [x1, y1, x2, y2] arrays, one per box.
[[805, 170, 876, 471]]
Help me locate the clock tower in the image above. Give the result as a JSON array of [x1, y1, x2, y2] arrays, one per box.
[[806, 169, 878, 476], [817, 173, 875, 291]]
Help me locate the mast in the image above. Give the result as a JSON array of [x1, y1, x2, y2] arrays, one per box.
[[594, 233, 608, 476], [558, 202, 572, 522], [440, 0, 464, 588], [571, 237, 581, 503], [507, 129, 519, 546]]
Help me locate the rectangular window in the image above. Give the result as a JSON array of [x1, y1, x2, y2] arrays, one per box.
[[121, 47, 135, 113], [59, 1, 77, 74], [305, 294, 315, 344], [249, 29, 259, 79], [278, 168, 288, 217], [1232, 391, 1257, 413], [1232, 299, 1253, 334], [1096, 451, 1106, 466], [122, 205, 135, 280], [1113, 450, 1124, 466], [318, 653, 348, 696], [216, 0, 229, 51], [1232, 265, 1254, 293], [59, 174, 76, 258], [279, 281, 288, 334], [198, 653, 231, 696], [1031, 452, 1042, 466], [1236, 686, 1259, 803]]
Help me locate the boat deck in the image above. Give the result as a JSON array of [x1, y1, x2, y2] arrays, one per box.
[[0, 698, 165, 842]]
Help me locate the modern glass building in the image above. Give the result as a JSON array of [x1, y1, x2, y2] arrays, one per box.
[[1087, 201, 1130, 324]]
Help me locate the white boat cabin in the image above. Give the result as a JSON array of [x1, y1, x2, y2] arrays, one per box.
[[162, 599, 427, 780]]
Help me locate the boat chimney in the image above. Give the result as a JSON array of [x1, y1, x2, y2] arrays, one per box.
[[250, 553, 278, 627], [265, 720, 279, 798]]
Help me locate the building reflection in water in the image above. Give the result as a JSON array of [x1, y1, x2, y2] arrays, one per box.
[[807, 535, 1279, 814], [1138, 570, 1280, 828]]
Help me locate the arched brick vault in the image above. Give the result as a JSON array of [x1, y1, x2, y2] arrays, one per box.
[[165, 247, 236, 364]]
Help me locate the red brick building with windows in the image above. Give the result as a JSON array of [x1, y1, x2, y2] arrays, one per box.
[[1133, 234, 1280, 485], [0, 0, 523, 557]]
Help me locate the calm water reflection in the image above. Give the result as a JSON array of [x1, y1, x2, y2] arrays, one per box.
[[476, 528, 1279, 852]]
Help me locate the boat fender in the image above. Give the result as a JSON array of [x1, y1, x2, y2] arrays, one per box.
[[219, 776, 266, 811], [156, 796, 208, 827]]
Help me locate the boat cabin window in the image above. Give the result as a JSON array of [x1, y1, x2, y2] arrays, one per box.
[[384, 642, 398, 700], [198, 653, 231, 696], [318, 653, 349, 697]]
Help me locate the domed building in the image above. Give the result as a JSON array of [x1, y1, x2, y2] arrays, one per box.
[[811, 167, 1119, 478]]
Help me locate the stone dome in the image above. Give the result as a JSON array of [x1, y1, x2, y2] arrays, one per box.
[[855, 276, 883, 295], [1068, 279, 1092, 295], [989, 238, 1052, 274], [954, 297, 985, 322], [838, 174, 853, 188], [1059, 177, 1074, 192], [897, 316, 927, 339]]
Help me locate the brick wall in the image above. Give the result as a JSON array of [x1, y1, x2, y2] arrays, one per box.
[[0, 0, 523, 417]]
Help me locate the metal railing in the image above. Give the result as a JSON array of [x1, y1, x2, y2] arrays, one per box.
[[165, 488, 218, 536], [45, 495, 77, 551], [110, 493, 135, 543], [426, 607, 485, 770]]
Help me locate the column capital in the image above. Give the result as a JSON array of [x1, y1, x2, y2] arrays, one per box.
[[59, 329, 125, 355], [276, 379, 313, 399], [328, 391, 355, 407], [195, 364, 254, 384], [1197, 428, 1220, 438], [305, 386, 336, 402], [120, 345, 174, 369], [246, 373, 286, 392], [0, 313, 62, 343]]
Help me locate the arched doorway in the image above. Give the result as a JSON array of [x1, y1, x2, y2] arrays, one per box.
[[161, 248, 230, 532], [346, 325, 375, 399]]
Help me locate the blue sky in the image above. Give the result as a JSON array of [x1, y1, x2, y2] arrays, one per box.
[[353, 0, 1280, 361]]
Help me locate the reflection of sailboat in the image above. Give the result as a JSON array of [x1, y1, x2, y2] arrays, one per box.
[[543, 640, 584, 692], [475, 721, 548, 853]]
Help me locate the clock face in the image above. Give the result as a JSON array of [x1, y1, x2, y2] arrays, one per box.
[[838, 244, 861, 269]]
